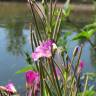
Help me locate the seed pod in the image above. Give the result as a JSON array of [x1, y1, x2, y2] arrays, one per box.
[[73, 46, 79, 57]]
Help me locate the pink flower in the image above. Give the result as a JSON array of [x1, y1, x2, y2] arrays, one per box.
[[0, 83, 17, 94], [25, 70, 40, 96], [79, 60, 84, 71], [5, 83, 17, 93], [32, 39, 55, 61], [77, 60, 84, 74]]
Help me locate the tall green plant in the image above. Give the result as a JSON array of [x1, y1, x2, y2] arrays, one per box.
[[17, 0, 96, 96]]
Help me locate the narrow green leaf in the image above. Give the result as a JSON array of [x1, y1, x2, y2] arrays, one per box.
[[73, 29, 95, 41], [44, 81, 53, 96], [16, 66, 33, 74], [87, 29, 95, 39], [78, 91, 96, 96], [72, 31, 88, 40]]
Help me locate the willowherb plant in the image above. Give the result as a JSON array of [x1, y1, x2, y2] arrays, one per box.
[[1, 0, 96, 96], [23, 0, 96, 96]]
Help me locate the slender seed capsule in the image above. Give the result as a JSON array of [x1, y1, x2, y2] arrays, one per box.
[[73, 46, 79, 57]]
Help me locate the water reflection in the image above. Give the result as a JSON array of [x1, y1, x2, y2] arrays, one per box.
[[6, 21, 26, 55], [90, 34, 96, 67]]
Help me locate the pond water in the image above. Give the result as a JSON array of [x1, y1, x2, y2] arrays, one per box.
[[0, 2, 96, 95]]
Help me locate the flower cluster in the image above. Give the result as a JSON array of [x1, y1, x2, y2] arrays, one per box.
[[0, 83, 17, 95], [32, 39, 56, 61], [26, 70, 40, 96], [0, 40, 85, 96]]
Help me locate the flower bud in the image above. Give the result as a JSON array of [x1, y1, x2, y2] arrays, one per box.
[[52, 43, 57, 50]]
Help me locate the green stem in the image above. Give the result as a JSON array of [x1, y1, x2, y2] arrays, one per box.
[[44, 80, 53, 96], [52, 0, 57, 17], [30, 24, 34, 51], [50, 0, 52, 32], [29, 0, 42, 42], [70, 45, 83, 96], [52, 57, 67, 95], [74, 45, 83, 74], [34, 2, 47, 39], [42, 63, 54, 86], [53, 9, 62, 41], [82, 75, 88, 96], [49, 58, 61, 96], [39, 60, 44, 96]]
